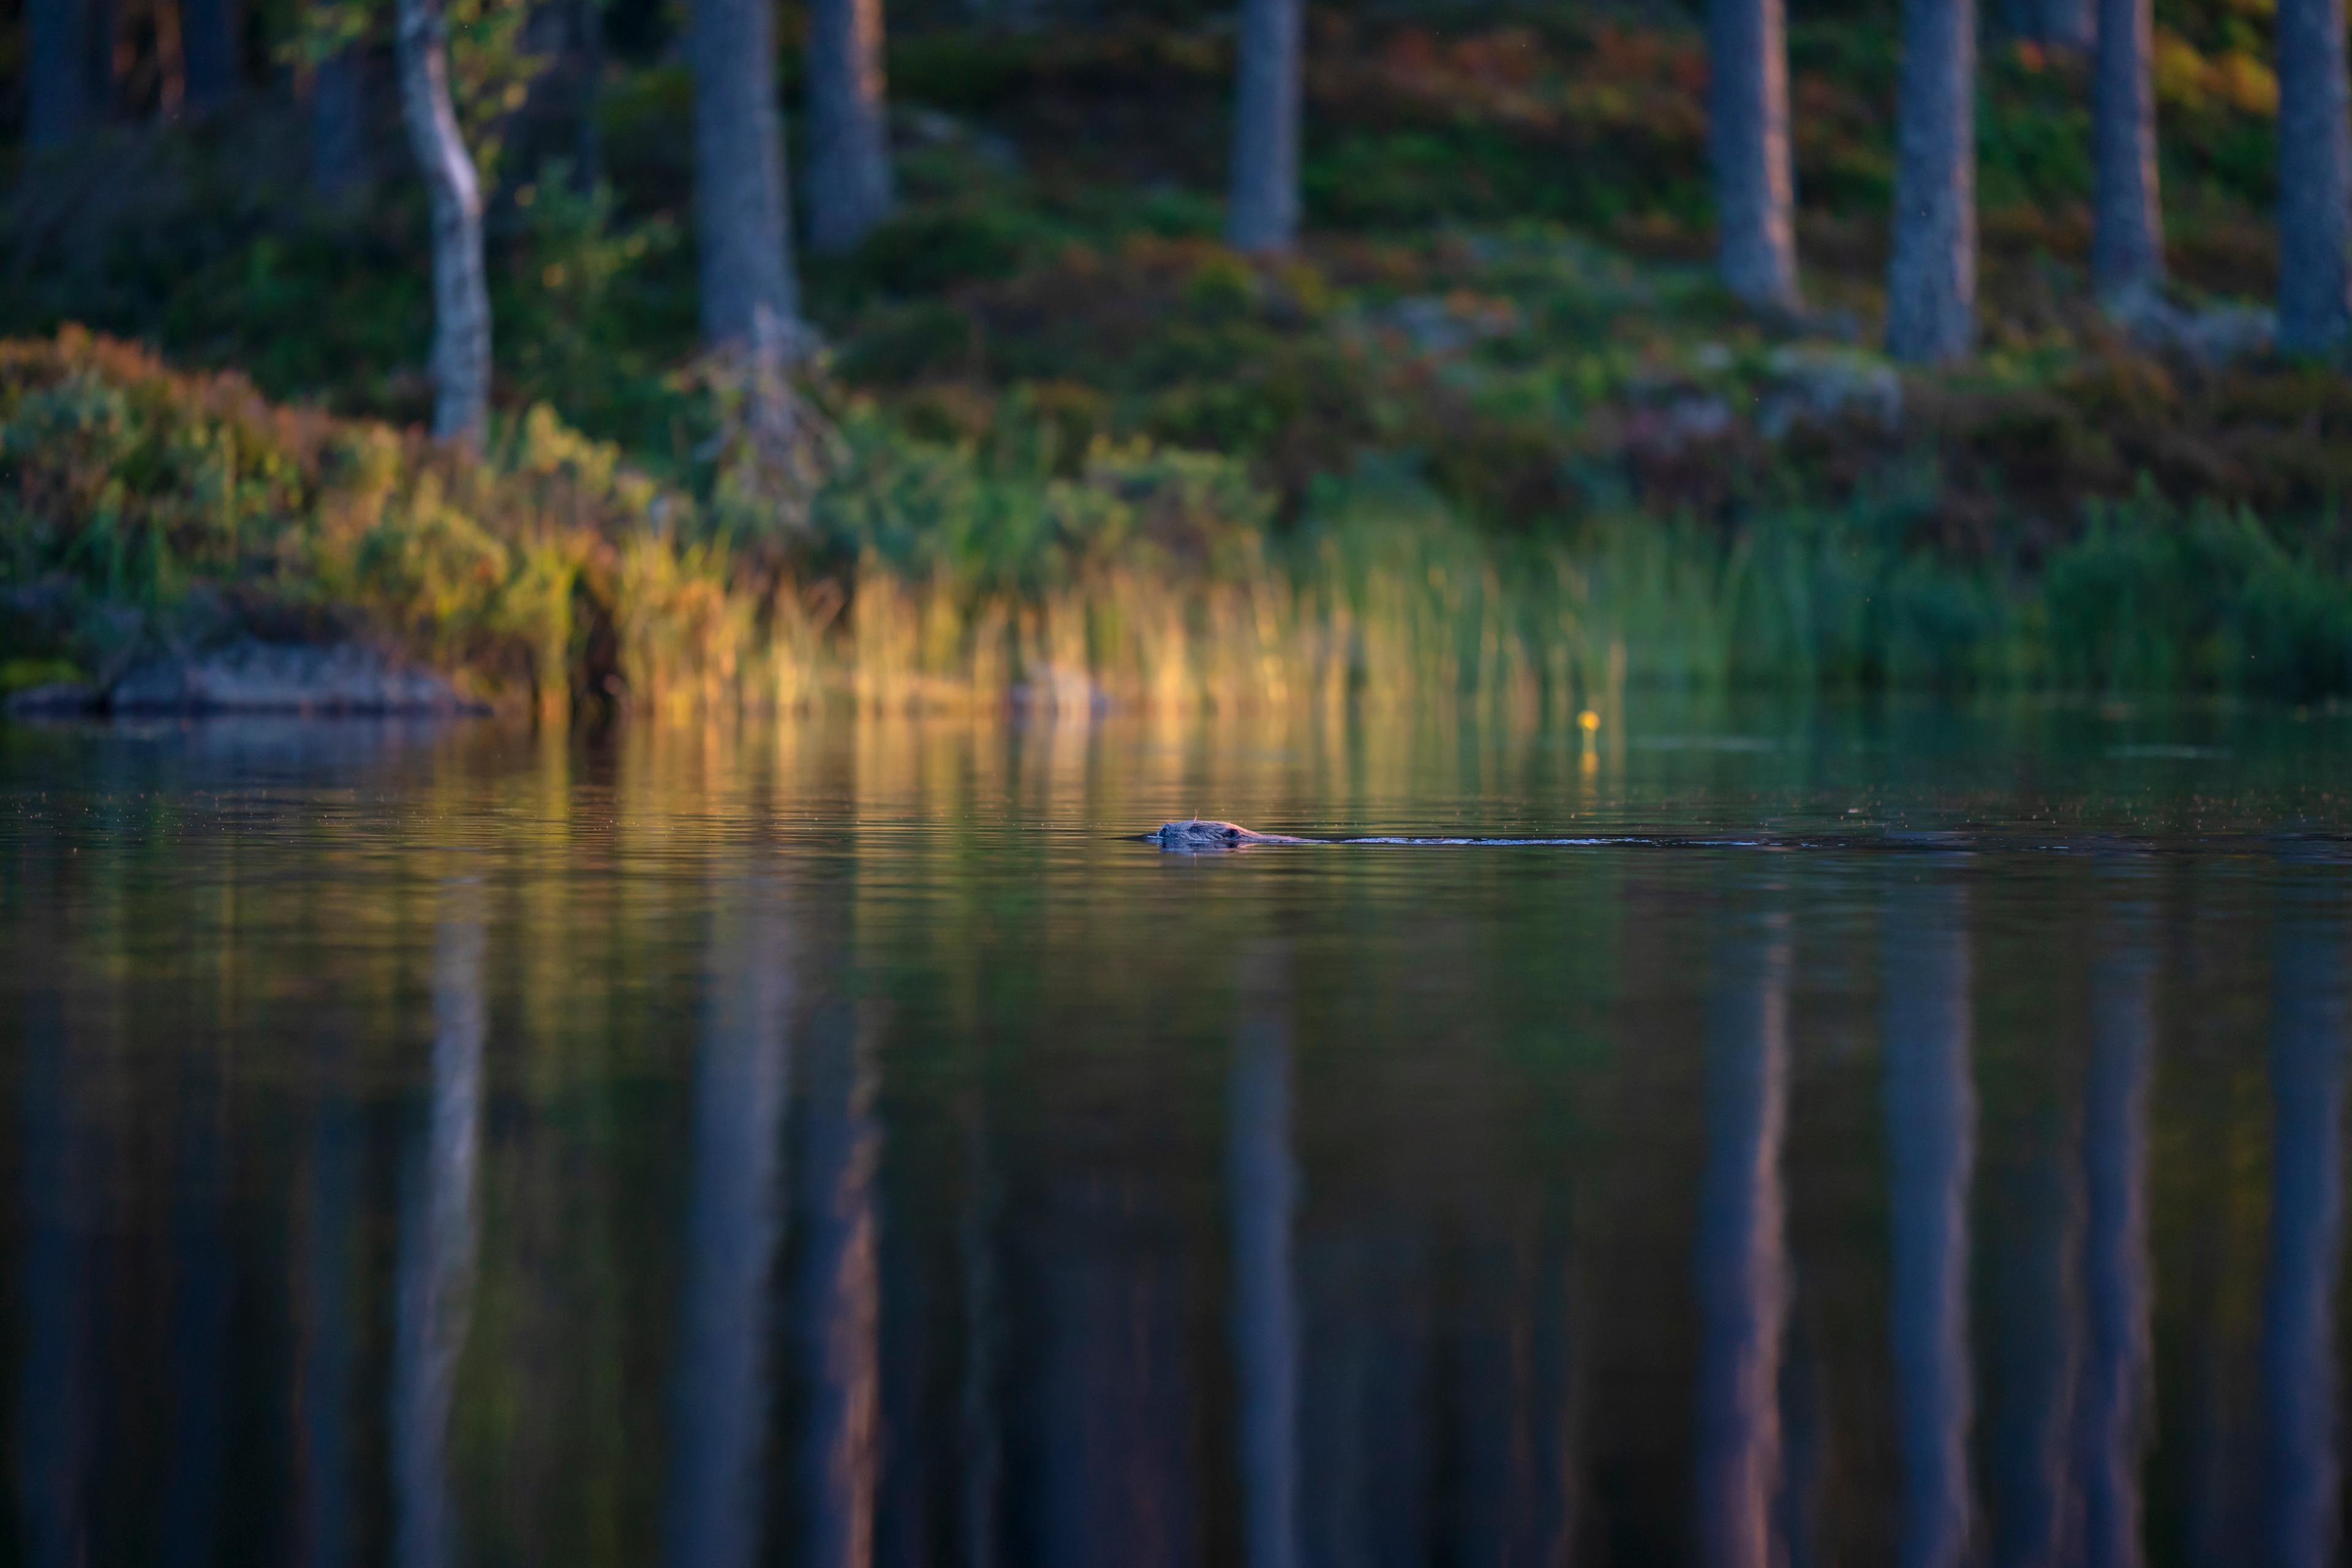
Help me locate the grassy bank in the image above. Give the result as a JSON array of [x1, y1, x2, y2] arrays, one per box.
[[6, 330, 2350, 714]]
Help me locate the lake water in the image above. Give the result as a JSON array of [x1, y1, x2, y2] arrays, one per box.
[[2, 702, 2349, 1567]]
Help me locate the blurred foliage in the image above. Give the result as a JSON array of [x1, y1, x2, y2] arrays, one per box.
[[2, 0, 2346, 703]]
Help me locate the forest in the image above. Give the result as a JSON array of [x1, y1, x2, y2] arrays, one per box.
[[4, 0, 2352, 712]]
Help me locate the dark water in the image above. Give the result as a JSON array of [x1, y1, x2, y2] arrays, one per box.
[[2, 703, 2350, 1568]]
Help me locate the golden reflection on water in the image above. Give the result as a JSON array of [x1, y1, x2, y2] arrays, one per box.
[[0, 705, 2348, 1566]]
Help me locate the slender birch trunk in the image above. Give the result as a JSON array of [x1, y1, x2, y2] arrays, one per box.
[[2092, 0, 2163, 304], [1887, 0, 1978, 362], [1227, 0, 1303, 253], [394, 0, 492, 445], [1709, 0, 1801, 309], [2276, 0, 2352, 353], [805, 0, 893, 255], [690, 0, 799, 347]]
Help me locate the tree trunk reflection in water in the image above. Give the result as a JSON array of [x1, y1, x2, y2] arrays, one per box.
[[298, 1039, 360, 1568], [2075, 900, 2155, 1568], [663, 889, 795, 1568], [17, 993, 88, 1568], [1038, 1177, 1200, 1568], [163, 1052, 232, 1568], [796, 1001, 884, 1568], [1694, 921, 1792, 1568], [1883, 880, 1975, 1568], [1987, 1095, 2079, 1568], [957, 1096, 1005, 1568], [1231, 953, 1300, 1568], [2259, 884, 2349, 1568], [391, 883, 487, 1568]]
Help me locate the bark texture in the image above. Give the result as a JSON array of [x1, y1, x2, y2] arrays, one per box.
[[690, 0, 799, 346], [1227, 0, 1303, 252], [395, 0, 493, 445], [805, 0, 894, 255], [180, 0, 240, 110], [1886, 0, 1978, 363], [2276, 0, 2352, 354], [2092, 0, 2163, 302], [28, 0, 96, 147], [1709, 0, 1800, 309]]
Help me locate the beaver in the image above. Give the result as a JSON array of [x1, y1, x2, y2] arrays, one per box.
[[1149, 819, 1316, 849]]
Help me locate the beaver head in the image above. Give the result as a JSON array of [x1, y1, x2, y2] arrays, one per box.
[[1152, 818, 1256, 848]]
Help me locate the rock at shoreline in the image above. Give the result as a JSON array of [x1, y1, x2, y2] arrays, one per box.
[[6, 640, 486, 718]]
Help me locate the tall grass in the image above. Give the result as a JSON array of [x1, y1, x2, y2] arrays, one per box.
[[6, 331, 2351, 715]]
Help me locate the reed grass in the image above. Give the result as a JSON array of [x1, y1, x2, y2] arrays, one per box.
[[6, 330, 2351, 714]]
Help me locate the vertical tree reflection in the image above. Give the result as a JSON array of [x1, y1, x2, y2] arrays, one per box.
[[17, 994, 88, 1568], [1693, 921, 1792, 1568], [298, 1041, 360, 1568], [663, 890, 795, 1568], [391, 883, 488, 1568], [796, 1001, 883, 1568], [1231, 954, 1301, 1568], [1883, 880, 1975, 1568], [2075, 900, 2155, 1568], [2258, 883, 2350, 1568], [162, 1052, 232, 1568]]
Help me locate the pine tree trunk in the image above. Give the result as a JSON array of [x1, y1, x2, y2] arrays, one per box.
[[27, 0, 94, 146], [312, 45, 369, 202], [1227, 0, 1302, 252], [1709, 0, 1800, 309], [690, 0, 799, 347], [805, 0, 893, 256], [179, 0, 239, 111], [1886, 0, 1978, 363], [2277, 0, 2352, 354], [2091, 0, 2162, 303], [396, 0, 492, 445]]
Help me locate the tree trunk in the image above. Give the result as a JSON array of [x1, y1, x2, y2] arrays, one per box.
[[1886, 0, 1978, 363], [2090, 0, 2162, 303], [690, 0, 799, 347], [394, 0, 492, 446], [575, 0, 604, 191], [27, 0, 115, 146], [27, 0, 91, 146], [180, 0, 240, 110], [313, 45, 369, 201], [805, 0, 893, 256], [2276, 0, 2352, 354], [1226, 0, 1302, 253], [1709, 0, 1800, 309]]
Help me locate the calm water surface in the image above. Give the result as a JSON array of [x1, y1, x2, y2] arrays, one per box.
[[2, 703, 2350, 1567]]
